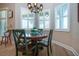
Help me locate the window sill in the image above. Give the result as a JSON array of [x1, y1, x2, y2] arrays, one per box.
[[54, 29, 70, 32]]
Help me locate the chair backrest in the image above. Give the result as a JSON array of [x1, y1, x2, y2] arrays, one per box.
[[4, 30, 11, 36], [48, 30, 53, 45], [12, 29, 28, 52]]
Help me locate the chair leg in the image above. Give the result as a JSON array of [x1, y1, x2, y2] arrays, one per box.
[[32, 48, 37, 56], [50, 43, 52, 54], [5, 37, 7, 46], [35, 43, 38, 56], [47, 47, 49, 56], [32, 49, 34, 56], [8, 36, 12, 44], [1, 36, 4, 45], [9, 37, 12, 44], [16, 49, 18, 56]]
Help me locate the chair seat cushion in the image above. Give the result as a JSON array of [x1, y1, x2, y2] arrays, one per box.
[[38, 39, 48, 47]]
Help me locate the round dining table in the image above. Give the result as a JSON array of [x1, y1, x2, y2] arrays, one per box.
[[26, 35, 47, 41]]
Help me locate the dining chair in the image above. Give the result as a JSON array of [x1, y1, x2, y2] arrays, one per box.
[[38, 30, 53, 56], [13, 29, 28, 56], [12, 29, 36, 56], [1, 30, 12, 46]]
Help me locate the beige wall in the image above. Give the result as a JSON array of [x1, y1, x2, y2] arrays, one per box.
[[0, 3, 79, 54], [54, 32, 72, 45], [70, 4, 79, 53]]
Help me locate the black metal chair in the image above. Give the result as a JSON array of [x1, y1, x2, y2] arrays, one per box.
[[1, 30, 12, 46], [12, 29, 35, 56], [38, 30, 53, 56]]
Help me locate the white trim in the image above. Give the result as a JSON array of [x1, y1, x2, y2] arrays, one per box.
[[52, 40, 79, 56]]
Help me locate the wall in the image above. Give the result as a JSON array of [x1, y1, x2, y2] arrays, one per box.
[[70, 4, 79, 53]]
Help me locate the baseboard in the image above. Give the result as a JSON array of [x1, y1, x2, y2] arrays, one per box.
[[53, 40, 79, 56]]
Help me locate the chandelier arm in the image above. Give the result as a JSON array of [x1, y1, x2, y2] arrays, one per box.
[[27, 3, 43, 13]]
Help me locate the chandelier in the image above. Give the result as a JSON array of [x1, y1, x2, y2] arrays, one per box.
[[27, 3, 43, 13]]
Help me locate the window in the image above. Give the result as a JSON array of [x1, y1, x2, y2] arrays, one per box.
[[0, 10, 7, 36], [55, 4, 69, 31], [38, 10, 50, 29], [21, 7, 35, 29], [21, 8, 50, 29]]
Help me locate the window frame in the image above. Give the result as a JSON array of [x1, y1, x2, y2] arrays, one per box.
[[54, 4, 70, 32]]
